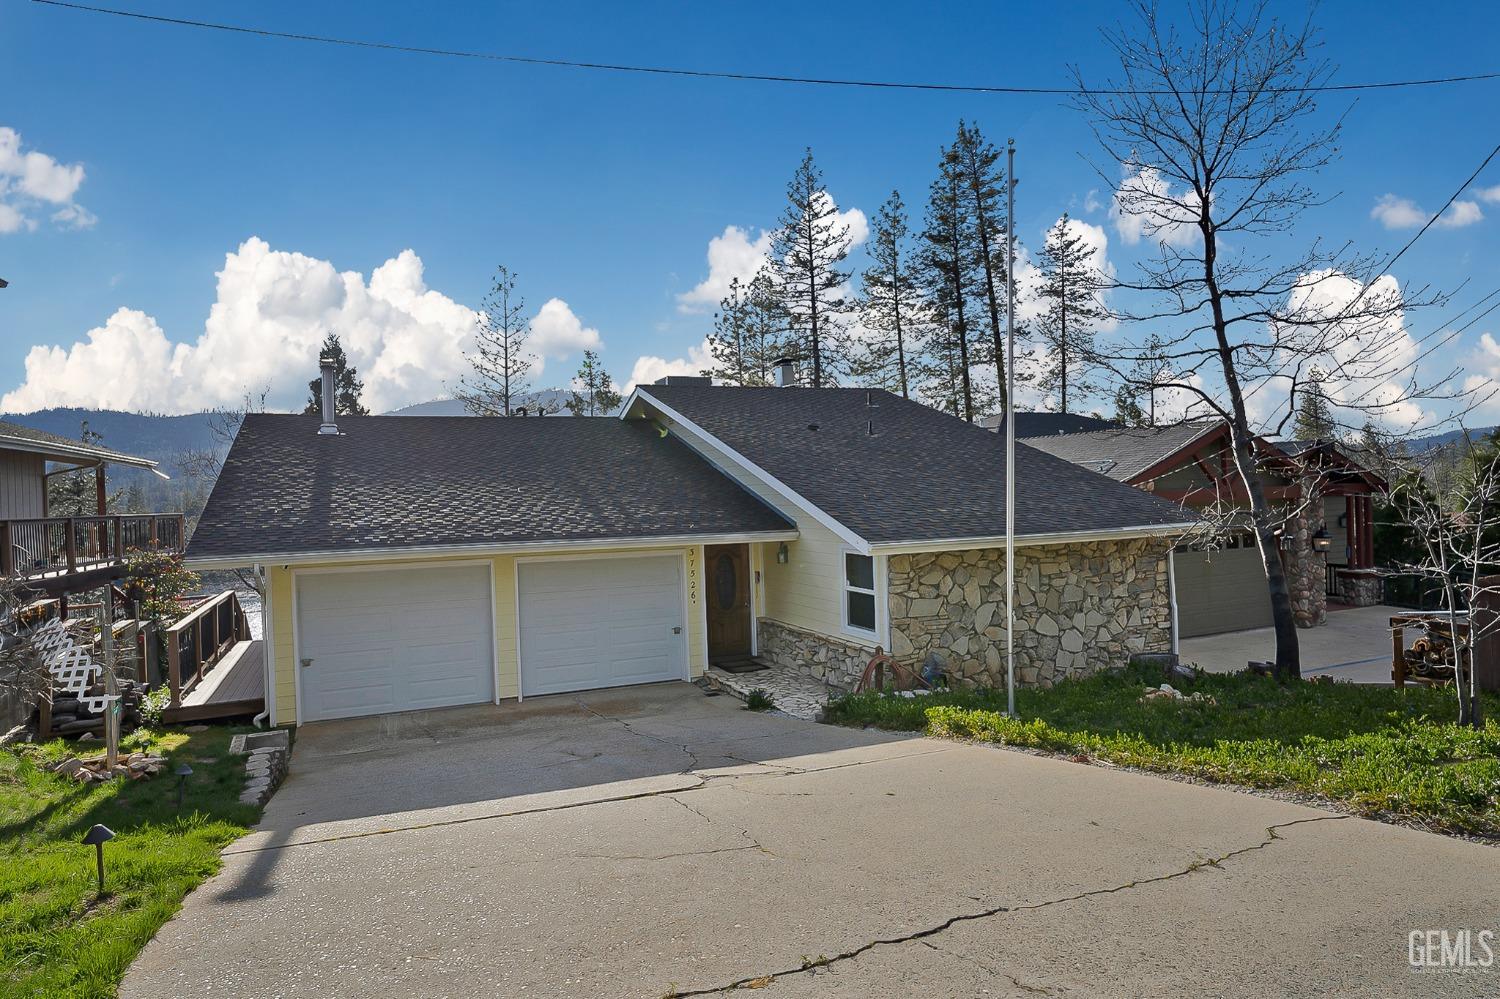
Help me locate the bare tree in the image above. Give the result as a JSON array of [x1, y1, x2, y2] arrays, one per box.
[[0, 578, 53, 724], [1377, 429, 1500, 726], [1075, 1, 1457, 678], [459, 265, 536, 416]]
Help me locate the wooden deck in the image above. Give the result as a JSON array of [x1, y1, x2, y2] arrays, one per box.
[[162, 639, 265, 723]]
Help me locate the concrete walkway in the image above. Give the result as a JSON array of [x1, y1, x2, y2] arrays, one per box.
[[1182, 603, 1403, 683], [123, 683, 1497, 998]]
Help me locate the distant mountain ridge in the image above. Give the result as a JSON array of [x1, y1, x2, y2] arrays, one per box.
[[384, 389, 574, 416]]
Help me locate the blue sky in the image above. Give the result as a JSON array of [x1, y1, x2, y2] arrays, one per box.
[[2, 0, 1498, 419]]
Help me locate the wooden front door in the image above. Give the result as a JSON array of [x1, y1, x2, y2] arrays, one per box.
[[705, 544, 752, 660]]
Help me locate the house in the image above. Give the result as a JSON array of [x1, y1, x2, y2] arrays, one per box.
[[0, 419, 184, 603], [187, 369, 1194, 726], [1019, 421, 1385, 638]]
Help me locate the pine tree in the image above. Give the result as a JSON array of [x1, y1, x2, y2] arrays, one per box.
[[303, 332, 368, 416], [1112, 384, 1147, 426], [565, 350, 622, 416], [1293, 368, 1337, 441], [855, 191, 925, 398], [919, 148, 981, 421], [743, 265, 790, 385], [458, 265, 536, 416], [772, 149, 852, 387], [952, 121, 1012, 412], [1124, 332, 1169, 426], [46, 421, 121, 515], [1035, 214, 1105, 414]]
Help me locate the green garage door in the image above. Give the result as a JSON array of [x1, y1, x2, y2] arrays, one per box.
[[1175, 546, 1275, 637]]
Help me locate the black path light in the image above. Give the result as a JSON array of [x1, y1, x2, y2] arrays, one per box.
[[82, 824, 116, 896], [175, 763, 194, 810]]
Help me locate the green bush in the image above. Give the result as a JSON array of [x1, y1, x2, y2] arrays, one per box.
[[139, 686, 172, 728], [744, 689, 775, 712]]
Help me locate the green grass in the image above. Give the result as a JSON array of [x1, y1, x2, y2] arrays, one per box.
[[824, 663, 1500, 837], [0, 727, 261, 999], [744, 689, 776, 712]]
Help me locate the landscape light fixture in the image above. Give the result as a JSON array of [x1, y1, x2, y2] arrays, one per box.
[[175, 763, 194, 809], [82, 824, 116, 895], [1311, 526, 1333, 553]]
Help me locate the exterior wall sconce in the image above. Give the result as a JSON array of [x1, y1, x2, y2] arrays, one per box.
[[776, 542, 789, 564], [1311, 526, 1332, 553]]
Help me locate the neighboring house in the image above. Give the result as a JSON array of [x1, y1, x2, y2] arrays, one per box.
[[978, 412, 1119, 437], [1020, 421, 1385, 638], [0, 419, 184, 603], [188, 375, 1193, 726]]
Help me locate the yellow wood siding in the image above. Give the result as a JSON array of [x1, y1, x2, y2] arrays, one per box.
[[266, 544, 707, 724]]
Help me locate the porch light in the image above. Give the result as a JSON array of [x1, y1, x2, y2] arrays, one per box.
[[1311, 526, 1332, 553], [776, 542, 789, 565], [82, 824, 116, 896]]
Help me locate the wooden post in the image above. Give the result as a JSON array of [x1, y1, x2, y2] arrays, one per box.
[[113, 516, 124, 559], [1391, 618, 1406, 687], [36, 695, 52, 741], [149, 516, 158, 548], [64, 518, 77, 573], [95, 464, 107, 516], [0, 520, 11, 576], [167, 627, 182, 707]]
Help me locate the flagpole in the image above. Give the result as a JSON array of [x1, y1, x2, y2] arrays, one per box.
[[1005, 139, 1017, 719]]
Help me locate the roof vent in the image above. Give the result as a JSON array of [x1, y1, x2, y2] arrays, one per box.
[[774, 357, 799, 388], [317, 355, 340, 436]]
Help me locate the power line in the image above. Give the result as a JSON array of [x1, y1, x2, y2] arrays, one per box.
[[32, 0, 1500, 98]]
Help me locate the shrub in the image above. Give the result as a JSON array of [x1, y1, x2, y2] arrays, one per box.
[[744, 689, 775, 712]]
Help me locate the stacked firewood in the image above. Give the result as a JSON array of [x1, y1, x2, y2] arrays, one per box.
[[40, 677, 147, 738]]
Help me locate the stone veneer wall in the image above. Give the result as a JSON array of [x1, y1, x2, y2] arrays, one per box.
[[1280, 482, 1329, 628], [756, 618, 875, 691], [888, 538, 1174, 688], [1332, 569, 1383, 607]]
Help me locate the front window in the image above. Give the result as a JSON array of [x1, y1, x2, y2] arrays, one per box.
[[844, 552, 876, 634]]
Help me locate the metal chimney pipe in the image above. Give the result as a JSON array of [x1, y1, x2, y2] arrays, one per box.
[[317, 355, 339, 435], [774, 357, 797, 388]]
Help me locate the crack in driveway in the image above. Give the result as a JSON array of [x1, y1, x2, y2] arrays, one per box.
[[664, 815, 1347, 997]]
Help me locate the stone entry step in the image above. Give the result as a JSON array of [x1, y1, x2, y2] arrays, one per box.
[[704, 663, 837, 722]]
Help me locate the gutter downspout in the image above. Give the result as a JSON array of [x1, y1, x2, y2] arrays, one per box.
[[251, 563, 271, 729], [1168, 549, 1180, 655]]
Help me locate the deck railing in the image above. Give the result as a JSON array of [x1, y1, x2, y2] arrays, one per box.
[[0, 514, 185, 580], [165, 590, 250, 707]]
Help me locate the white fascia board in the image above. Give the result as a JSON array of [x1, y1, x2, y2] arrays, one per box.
[[184, 529, 801, 571], [0, 435, 160, 471], [867, 522, 1198, 556], [630, 388, 871, 553]]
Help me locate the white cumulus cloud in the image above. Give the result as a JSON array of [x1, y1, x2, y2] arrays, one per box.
[[625, 339, 713, 392], [1370, 192, 1483, 230], [0, 126, 94, 233], [676, 194, 867, 313], [0, 237, 487, 414], [1475, 184, 1500, 205], [530, 298, 602, 373], [1110, 165, 1201, 249]]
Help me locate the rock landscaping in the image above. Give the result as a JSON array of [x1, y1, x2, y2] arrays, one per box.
[[231, 729, 290, 806], [43, 750, 169, 783]]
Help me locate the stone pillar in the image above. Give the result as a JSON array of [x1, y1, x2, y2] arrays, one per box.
[[1284, 480, 1328, 628]]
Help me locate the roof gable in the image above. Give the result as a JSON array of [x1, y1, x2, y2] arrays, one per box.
[[633, 385, 1192, 546]]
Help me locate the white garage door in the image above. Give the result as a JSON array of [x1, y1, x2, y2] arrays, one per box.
[[297, 564, 495, 722], [519, 555, 688, 696]]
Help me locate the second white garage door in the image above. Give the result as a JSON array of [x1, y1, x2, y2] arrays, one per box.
[[296, 563, 496, 722], [518, 554, 688, 696]]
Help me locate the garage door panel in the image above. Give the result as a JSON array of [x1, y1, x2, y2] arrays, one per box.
[[297, 564, 495, 722], [519, 555, 687, 697], [1176, 548, 1275, 638]]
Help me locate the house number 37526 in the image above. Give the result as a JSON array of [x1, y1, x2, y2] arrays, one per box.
[[687, 549, 698, 603]]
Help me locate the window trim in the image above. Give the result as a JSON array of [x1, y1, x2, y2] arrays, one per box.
[[839, 548, 885, 644]]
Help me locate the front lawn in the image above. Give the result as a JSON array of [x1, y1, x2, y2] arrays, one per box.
[[824, 663, 1500, 837], [0, 727, 260, 999]]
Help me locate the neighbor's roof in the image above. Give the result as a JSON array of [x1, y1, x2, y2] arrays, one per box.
[[1018, 421, 1224, 483], [634, 385, 1193, 546], [0, 418, 159, 470], [188, 415, 794, 562], [980, 412, 1120, 437]]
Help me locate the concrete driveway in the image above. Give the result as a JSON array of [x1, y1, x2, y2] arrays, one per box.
[[1182, 603, 1403, 683], [124, 683, 1496, 998]]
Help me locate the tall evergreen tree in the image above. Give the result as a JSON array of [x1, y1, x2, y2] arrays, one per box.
[[919, 149, 981, 421], [1293, 367, 1337, 440], [458, 265, 536, 416], [46, 421, 121, 515], [303, 332, 368, 416], [772, 149, 852, 387], [704, 276, 751, 385], [952, 121, 1012, 412], [565, 350, 622, 416], [855, 191, 925, 398], [1112, 384, 1148, 426], [1035, 214, 1106, 413], [743, 266, 790, 385]]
